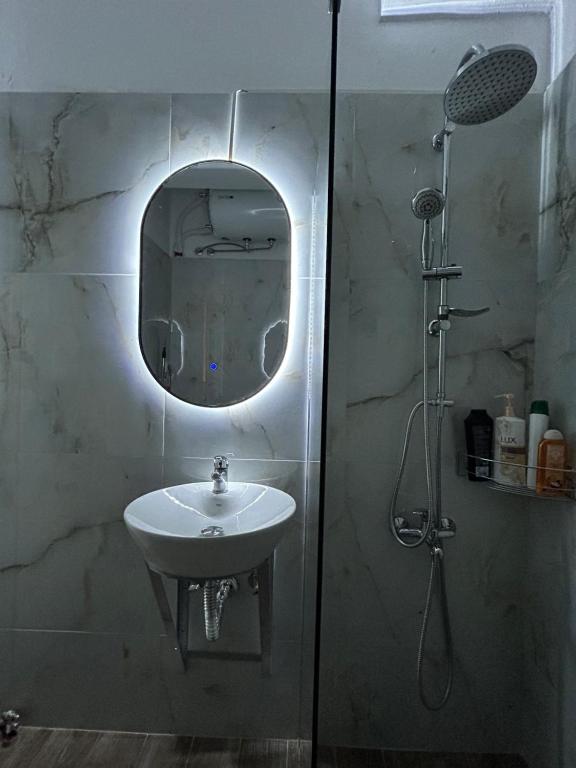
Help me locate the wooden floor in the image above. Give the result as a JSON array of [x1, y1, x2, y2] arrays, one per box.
[[0, 729, 528, 768]]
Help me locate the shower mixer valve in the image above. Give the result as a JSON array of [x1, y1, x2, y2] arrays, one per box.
[[393, 510, 456, 542], [429, 303, 490, 336]]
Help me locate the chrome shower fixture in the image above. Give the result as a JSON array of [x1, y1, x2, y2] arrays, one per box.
[[411, 187, 445, 220], [445, 44, 537, 125], [433, 42, 537, 150], [411, 188, 445, 270]]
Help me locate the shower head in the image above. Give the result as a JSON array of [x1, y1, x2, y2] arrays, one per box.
[[411, 188, 445, 270], [444, 43, 537, 126], [411, 188, 445, 220]]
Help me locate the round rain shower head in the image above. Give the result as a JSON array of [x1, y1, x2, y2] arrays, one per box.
[[444, 44, 537, 126], [411, 188, 445, 220]]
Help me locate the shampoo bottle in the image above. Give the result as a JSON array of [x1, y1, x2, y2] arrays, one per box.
[[527, 400, 549, 489], [493, 393, 526, 487], [464, 409, 493, 481], [536, 429, 568, 496]]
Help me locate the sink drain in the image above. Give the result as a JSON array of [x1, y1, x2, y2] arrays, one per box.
[[200, 525, 225, 537]]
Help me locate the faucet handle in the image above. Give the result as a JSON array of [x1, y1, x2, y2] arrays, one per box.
[[449, 306, 490, 318], [213, 454, 232, 469]]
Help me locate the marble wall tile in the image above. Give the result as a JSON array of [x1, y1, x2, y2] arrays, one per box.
[[7, 94, 171, 275], [168, 255, 289, 406], [319, 90, 541, 755], [0, 274, 21, 453], [0, 453, 19, 629], [0, 91, 327, 739], [523, 50, 576, 768], [334, 94, 541, 286], [2, 629, 304, 737], [19, 274, 165, 457], [163, 279, 312, 461], [12, 454, 164, 634], [233, 92, 330, 280], [537, 61, 576, 285], [170, 94, 232, 172]]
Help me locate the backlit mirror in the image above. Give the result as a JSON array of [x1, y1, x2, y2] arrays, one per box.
[[140, 160, 291, 406]]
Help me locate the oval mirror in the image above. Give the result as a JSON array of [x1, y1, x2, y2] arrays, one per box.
[[140, 160, 291, 407]]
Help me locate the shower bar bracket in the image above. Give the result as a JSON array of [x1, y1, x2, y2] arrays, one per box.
[[422, 265, 463, 281]]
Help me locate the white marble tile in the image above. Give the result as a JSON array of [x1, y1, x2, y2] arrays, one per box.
[[233, 92, 330, 280], [7, 94, 171, 274], [12, 453, 164, 634], [525, 52, 576, 768], [0, 453, 19, 629], [3, 628, 303, 737], [163, 279, 312, 461], [0, 88, 330, 741], [320, 90, 540, 754], [335, 93, 542, 286], [448, 94, 542, 283], [19, 274, 165, 457], [170, 94, 232, 172], [167, 254, 289, 406], [0, 274, 21, 453], [157, 638, 304, 738], [320, 454, 526, 751], [538, 61, 576, 285]]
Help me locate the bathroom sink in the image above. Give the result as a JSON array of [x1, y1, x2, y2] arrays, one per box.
[[124, 482, 296, 579]]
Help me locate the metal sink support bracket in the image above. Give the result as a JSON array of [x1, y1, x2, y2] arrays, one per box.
[[145, 555, 274, 675]]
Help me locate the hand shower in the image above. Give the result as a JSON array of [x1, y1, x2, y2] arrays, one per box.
[[411, 188, 445, 269], [392, 42, 537, 713]]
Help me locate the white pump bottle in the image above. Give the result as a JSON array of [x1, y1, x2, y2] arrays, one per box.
[[493, 393, 526, 486]]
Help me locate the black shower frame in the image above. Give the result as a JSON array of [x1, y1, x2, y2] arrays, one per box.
[[311, 2, 340, 766]]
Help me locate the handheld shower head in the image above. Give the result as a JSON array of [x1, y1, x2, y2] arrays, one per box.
[[411, 188, 445, 270], [412, 188, 445, 221], [444, 43, 537, 126]]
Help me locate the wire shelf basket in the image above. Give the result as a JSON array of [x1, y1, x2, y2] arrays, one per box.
[[458, 454, 576, 502]]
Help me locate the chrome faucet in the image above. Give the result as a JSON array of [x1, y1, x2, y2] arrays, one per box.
[[211, 455, 229, 494]]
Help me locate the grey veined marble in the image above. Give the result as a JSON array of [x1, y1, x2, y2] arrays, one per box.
[[524, 50, 576, 768], [0, 91, 329, 739], [319, 91, 542, 755]]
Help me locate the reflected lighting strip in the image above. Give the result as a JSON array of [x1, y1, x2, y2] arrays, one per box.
[[122, 92, 323, 480]]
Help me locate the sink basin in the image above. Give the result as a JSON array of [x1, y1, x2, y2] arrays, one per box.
[[124, 482, 296, 579]]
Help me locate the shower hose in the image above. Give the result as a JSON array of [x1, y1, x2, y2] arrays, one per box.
[[389, 280, 454, 711]]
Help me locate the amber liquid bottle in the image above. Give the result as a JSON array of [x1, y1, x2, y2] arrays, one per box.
[[536, 429, 568, 496]]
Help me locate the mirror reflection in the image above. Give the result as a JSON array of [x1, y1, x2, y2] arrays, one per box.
[[140, 161, 291, 406]]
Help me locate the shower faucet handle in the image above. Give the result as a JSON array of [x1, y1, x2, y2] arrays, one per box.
[[449, 306, 490, 318]]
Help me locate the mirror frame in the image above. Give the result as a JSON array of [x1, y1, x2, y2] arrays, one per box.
[[138, 159, 293, 408]]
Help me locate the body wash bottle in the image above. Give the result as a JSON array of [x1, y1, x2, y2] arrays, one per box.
[[536, 429, 568, 496], [527, 400, 549, 489], [493, 393, 526, 487]]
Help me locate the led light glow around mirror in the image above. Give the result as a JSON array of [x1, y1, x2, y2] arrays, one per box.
[[139, 160, 292, 407], [127, 157, 306, 416], [120, 90, 325, 473]]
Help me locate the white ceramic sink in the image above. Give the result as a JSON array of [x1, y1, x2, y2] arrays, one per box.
[[124, 482, 296, 579]]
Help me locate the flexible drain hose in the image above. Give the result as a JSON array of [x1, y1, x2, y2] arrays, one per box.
[[203, 580, 223, 641], [203, 579, 235, 641], [417, 546, 454, 710]]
